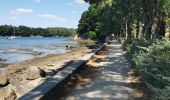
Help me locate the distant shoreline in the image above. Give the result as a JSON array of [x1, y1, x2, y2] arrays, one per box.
[[0, 25, 77, 37]]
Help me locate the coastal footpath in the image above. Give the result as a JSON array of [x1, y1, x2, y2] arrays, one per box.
[[42, 40, 150, 100]]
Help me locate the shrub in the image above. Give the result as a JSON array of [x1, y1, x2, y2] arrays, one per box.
[[87, 31, 96, 39], [123, 38, 156, 67], [123, 38, 170, 100]]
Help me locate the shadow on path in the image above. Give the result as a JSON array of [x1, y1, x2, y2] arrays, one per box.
[[42, 40, 150, 100]]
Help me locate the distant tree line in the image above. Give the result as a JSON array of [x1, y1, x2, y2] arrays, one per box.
[[0, 25, 76, 37]]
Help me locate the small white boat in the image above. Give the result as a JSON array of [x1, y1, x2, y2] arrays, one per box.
[[8, 27, 17, 40], [7, 36, 17, 39]]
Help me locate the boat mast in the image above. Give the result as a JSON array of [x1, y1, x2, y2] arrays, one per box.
[[13, 27, 16, 36]]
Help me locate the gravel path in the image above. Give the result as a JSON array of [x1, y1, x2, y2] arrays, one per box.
[[45, 40, 148, 100]]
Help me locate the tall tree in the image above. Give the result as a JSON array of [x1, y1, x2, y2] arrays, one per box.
[[78, 0, 170, 40], [142, 0, 170, 38]]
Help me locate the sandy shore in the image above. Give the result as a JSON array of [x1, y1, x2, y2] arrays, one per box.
[[0, 40, 98, 99]]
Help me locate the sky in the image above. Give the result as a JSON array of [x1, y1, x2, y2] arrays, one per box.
[[0, 0, 89, 28]]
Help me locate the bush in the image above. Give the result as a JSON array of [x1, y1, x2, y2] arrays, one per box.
[[123, 38, 170, 100], [87, 31, 96, 39], [123, 38, 156, 67]]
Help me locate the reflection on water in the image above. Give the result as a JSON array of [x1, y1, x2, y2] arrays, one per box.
[[0, 37, 77, 63]]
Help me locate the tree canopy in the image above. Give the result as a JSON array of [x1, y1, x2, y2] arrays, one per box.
[[0, 25, 76, 37], [77, 0, 170, 40]]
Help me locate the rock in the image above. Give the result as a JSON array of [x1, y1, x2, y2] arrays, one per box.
[[47, 64, 56, 67], [0, 84, 17, 100], [0, 62, 7, 68], [66, 45, 69, 48], [26, 66, 46, 80], [107, 41, 112, 44], [66, 45, 75, 49], [0, 58, 7, 68], [104, 43, 107, 46], [0, 72, 9, 87]]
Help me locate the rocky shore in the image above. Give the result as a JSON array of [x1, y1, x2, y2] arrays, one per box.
[[0, 41, 96, 100], [0, 59, 7, 68]]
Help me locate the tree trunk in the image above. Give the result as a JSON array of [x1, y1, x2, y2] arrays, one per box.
[[136, 21, 140, 38], [142, 0, 166, 38], [125, 20, 128, 39], [142, 0, 157, 38], [143, 11, 152, 38], [151, 0, 158, 38], [136, 21, 144, 38], [157, 12, 166, 37]]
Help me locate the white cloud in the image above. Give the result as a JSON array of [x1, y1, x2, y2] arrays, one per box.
[[10, 8, 34, 15], [74, 0, 85, 4], [34, 0, 42, 3], [9, 16, 18, 20], [37, 14, 66, 21]]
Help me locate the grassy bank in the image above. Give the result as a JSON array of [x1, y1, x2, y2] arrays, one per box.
[[122, 38, 170, 100]]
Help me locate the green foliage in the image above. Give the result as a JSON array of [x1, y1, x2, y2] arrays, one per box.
[[0, 25, 13, 36], [17, 26, 36, 36], [47, 27, 76, 37], [78, 0, 113, 40], [123, 38, 156, 61], [87, 31, 96, 39], [124, 38, 170, 99], [84, 0, 106, 5], [0, 25, 76, 37], [79, 0, 170, 40], [77, 4, 102, 40]]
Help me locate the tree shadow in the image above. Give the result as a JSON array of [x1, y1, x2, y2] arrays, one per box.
[[41, 63, 147, 100], [19, 43, 150, 100], [40, 45, 149, 100]]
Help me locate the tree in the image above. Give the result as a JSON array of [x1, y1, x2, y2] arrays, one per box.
[[78, 0, 170, 40], [77, 5, 101, 40], [142, 0, 170, 38], [0, 25, 13, 36]]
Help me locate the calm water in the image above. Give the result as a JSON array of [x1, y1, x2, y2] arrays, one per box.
[[0, 37, 77, 63]]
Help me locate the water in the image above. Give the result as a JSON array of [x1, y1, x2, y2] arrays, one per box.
[[0, 37, 77, 63]]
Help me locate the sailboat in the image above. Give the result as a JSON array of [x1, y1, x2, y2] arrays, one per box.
[[8, 27, 17, 39]]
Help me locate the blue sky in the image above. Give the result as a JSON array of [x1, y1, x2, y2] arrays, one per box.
[[0, 0, 89, 28]]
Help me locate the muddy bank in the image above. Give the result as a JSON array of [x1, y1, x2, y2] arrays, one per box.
[[0, 40, 98, 99]]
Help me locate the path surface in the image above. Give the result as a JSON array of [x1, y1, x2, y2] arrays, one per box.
[[45, 40, 148, 100]]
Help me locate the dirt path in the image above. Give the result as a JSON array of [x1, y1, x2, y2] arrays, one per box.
[[44, 40, 149, 100]]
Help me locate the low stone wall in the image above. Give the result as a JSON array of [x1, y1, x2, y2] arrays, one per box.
[[19, 45, 105, 100]]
